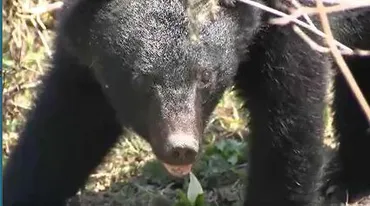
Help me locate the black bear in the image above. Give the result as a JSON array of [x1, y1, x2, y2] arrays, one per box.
[[3, 0, 370, 205]]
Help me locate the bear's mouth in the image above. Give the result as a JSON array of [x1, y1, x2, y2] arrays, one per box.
[[162, 163, 193, 177]]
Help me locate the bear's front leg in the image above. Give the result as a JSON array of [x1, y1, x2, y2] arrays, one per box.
[[235, 24, 331, 206]]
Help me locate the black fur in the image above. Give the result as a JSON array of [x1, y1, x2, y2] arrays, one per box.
[[3, 0, 370, 205]]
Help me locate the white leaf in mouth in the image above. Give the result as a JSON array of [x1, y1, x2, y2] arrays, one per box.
[[187, 172, 204, 204]]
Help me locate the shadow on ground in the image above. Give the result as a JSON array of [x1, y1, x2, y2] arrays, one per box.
[[64, 135, 370, 206], [67, 157, 246, 206]]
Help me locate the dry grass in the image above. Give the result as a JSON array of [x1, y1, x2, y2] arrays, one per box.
[[2, 0, 57, 159]]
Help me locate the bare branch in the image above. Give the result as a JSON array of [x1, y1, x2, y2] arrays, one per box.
[[271, 0, 370, 25], [237, 0, 354, 53], [315, 0, 370, 124], [293, 25, 330, 53]]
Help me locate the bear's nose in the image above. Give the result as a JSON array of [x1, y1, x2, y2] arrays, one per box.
[[170, 146, 197, 162], [165, 133, 199, 165]]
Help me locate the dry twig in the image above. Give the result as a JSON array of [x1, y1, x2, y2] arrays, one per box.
[[315, 0, 370, 124], [234, 0, 370, 124], [234, 0, 370, 123], [271, 0, 370, 26], [237, 0, 354, 53]]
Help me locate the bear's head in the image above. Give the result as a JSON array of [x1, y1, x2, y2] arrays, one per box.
[[59, 0, 261, 176]]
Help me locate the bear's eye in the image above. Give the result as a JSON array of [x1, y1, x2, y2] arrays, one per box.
[[198, 70, 213, 89]]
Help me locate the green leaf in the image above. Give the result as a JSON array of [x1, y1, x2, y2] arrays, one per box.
[[215, 140, 226, 151], [187, 172, 204, 204], [194, 193, 206, 206], [175, 190, 192, 206], [227, 154, 238, 165]]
